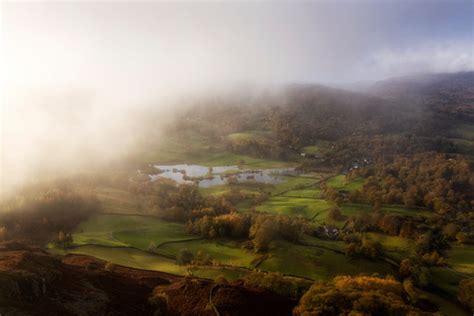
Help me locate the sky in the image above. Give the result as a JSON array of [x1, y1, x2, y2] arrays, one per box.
[[0, 0, 473, 192], [2, 1, 473, 92]]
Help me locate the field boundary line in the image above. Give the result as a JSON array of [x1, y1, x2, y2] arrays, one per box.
[[155, 237, 205, 248]]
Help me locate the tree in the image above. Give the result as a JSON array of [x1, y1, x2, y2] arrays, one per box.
[[345, 235, 384, 260], [399, 258, 432, 288], [442, 223, 460, 240], [456, 231, 469, 244], [373, 199, 382, 212], [243, 272, 311, 299], [250, 216, 278, 252], [55, 230, 73, 249], [416, 229, 448, 255], [459, 279, 474, 312], [360, 237, 384, 259], [293, 275, 432, 315], [399, 258, 414, 278], [328, 207, 345, 221], [148, 241, 157, 252], [422, 250, 445, 266], [177, 249, 194, 265], [0, 226, 7, 241]]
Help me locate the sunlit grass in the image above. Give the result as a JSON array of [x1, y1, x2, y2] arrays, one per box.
[[326, 175, 364, 192], [446, 244, 474, 276], [260, 240, 394, 280], [73, 214, 191, 247], [256, 196, 332, 219], [157, 239, 257, 268]]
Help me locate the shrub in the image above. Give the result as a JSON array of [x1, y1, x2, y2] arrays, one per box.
[[177, 249, 194, 265], [243, 272, 311, 299], [104, 261, 116, 272], [328, 207, 345, 221]]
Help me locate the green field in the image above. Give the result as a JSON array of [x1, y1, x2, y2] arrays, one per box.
[[452, 123, 474, 141], [282, 188, 322, 199], [157, 239, 257, 268], [57, 130, 474, 315], [446, 244, 474, 276], [132, 131, 293, 169], [66, 213, 399, 283], [326, 175, 364, 192], [260, 241, 395, 280], [431, 266, 465, 297], [71, 214, 256, 268], [200, 181, 271, 197], [73, 214, 191, 247], [365, 232, 415, 261], [256, 196, 332, 219], [301, 140, 333, 156], [66, 244, 250, 280], [70, 244, 186, 274], [94, 186, 143, 214], [301, 145, 319, 155], [227, 130, 271, 142], [274, 175, 321, 192], [341, 204, 433, 218]]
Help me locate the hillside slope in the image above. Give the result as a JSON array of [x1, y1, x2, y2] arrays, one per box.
[[0, 241, 295, 316]]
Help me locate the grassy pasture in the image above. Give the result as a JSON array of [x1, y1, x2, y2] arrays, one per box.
[[452, 123, 474, 141], [72, 214, 256, 268], [270, 175, 320, 195], [200, 182, 272, 197], [301, 145, 319, 155], [256, 196, 332, 219], [430, 267, 464, 297], [340, 204, 433, 219], [69, 244, 187, 275], [134, 131, 292, 169], [73, 214, 191, 248], [260, 241, 395, 280], [301, 140, 333, 155], [66, 214, 255, 280], [446, 244, 474, 276], [365, 232, 415, 261], [326, 175, 364, 192], [157, 239, 257, 268], [282, 188, 322, 199], [422, 291, 469, 316], [94, 186, 143, 214], [66, 244, 249, 280], [227, 130, 271, 142]]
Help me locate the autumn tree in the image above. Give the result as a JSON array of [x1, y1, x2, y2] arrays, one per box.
[[294, 275, 434, 315], [458, 279, 474, 312], [250, 216, 278, 252], [0, 226, 7, 241]]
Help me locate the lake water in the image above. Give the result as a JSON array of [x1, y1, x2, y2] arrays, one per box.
[[148, 164, 295, 188]]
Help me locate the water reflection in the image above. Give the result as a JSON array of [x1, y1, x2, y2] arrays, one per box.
[[148, 164, 295, 188]]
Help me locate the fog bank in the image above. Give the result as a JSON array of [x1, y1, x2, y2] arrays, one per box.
[[1, 1, 472, 193]]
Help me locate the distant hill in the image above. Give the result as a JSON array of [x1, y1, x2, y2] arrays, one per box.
[[368, 72, 474, 120]]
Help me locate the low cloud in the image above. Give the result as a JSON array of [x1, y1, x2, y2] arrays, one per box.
[[363, 41, 473, 79]]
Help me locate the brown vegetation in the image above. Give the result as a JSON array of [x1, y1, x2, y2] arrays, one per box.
[[293, 275, 436, 315]]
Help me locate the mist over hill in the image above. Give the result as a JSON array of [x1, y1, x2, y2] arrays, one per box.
[[1, 1, 473, 315]]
